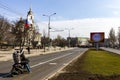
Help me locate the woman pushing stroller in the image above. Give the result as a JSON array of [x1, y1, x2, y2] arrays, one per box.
[[10, 47, 31, 76]]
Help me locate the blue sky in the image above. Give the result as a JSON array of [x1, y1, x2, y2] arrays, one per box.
[[1, 0, 119, 20], [1, 0, 120, 38]]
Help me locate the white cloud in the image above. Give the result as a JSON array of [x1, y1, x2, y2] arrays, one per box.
[[106, 0, 120, 9], [113, 11, 119, 15], [37, 18, 120, 39], [107, 5, 120, 9], [52, 16, 67, 21]]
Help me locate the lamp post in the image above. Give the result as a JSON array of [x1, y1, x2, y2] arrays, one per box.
[[43, 13, 56, 50], [66, 28, 74, 47]]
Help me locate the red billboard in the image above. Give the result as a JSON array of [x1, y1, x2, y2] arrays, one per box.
[[90, 32, 105, 42]]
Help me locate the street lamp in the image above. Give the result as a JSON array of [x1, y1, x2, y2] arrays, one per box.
[[66, 28, 74, 47], [43, 13, 56, 50]]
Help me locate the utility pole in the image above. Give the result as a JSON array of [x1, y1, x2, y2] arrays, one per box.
[[66, 28, 74, 47], [43, 13, 56, 50]]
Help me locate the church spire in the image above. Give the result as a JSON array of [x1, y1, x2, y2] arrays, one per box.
[[27, 7, 32, 16], [26, 6, 34, 28]]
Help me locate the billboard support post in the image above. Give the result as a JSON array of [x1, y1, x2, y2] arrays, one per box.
[[96, 42, 99, 50]]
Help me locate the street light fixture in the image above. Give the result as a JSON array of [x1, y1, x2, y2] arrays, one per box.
[[43, 13, 56, 50]]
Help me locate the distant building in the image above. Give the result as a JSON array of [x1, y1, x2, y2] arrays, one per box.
[[67, 37, 90, 47], [67, 37, 78, 47], [77, 37, 89, 47]]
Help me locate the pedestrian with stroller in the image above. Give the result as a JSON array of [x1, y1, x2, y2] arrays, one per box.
[[10, 47, 31, 76]]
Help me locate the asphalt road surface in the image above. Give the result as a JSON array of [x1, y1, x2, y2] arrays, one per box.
[[0, 48, 88, 80]]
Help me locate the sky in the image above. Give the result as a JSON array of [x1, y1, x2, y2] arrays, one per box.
[[1, 0, 120, 39]]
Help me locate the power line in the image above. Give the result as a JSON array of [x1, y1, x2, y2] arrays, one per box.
[[0, 1, 23, 17]]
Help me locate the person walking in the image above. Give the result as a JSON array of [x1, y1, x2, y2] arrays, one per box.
[[27, 46, 30, 54]]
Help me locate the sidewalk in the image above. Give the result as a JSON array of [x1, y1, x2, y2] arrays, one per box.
[[101, 47, 120, 55], [0, 47, 74, 61]]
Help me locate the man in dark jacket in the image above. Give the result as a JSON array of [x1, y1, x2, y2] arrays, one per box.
[[20, 48, 31, 73]]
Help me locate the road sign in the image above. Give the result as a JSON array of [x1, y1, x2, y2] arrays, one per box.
[[90, 32, 104, 42]]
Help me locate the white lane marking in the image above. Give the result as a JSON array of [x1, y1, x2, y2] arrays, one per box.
[[31, 53, 73, 68], [49, 63, 57, 65], [63, 63, 68, 66]]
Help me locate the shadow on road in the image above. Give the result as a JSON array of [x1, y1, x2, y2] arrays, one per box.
[[0, 73, 12, 78]]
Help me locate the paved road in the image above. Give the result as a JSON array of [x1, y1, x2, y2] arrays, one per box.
[[0, 48, 88, 80]]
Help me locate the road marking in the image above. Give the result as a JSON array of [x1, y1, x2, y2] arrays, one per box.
[[63, 63, 68, 66], [31, 53, 73, 68], [49, 63, 57, 65]]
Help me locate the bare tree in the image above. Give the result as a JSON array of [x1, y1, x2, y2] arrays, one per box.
[[11, 18, 25, 48], [52, 35, 67, 47], [108, 28, 116, 48], [41, 30, 49, 47], [118, 27, 120, 48], [0, 15, 14, 48]]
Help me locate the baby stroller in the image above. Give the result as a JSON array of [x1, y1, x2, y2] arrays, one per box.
[[10, 63, 23, 75], [10, 59, 30, 75]]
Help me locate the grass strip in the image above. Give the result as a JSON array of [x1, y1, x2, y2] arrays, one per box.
[[81, 49, 120, 75], [50, 48, 120, 80]]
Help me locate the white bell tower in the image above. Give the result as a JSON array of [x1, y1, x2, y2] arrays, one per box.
[[26, 8, 35, 47]]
